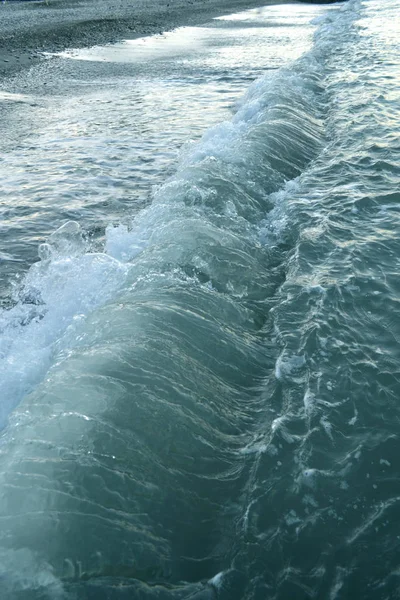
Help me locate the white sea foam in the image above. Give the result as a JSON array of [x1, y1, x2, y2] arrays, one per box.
[[209, 571, 224, 589], [0, 549, 65, 599], [275, 352, 306, 382], [0, 222, 128, 428]]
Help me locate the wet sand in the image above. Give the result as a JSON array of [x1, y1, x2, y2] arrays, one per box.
[[0, 0, 290, 77]]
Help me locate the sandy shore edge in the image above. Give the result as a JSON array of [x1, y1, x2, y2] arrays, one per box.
[[0, 0, 290, 77]]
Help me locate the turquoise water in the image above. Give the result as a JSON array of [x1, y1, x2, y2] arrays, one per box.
[[0, 1, 400, 598]]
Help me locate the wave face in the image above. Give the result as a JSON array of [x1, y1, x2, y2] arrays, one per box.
[[1, 0, 400, 598]]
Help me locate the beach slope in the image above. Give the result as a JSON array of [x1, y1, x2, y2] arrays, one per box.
[[0, 0, 290, 76]]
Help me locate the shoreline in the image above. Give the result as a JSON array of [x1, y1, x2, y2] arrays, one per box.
[[0, 0, 291, 78]]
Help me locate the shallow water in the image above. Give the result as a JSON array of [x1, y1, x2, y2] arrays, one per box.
[[1, 1, 400, 598]]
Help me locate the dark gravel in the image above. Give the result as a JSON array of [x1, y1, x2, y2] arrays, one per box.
[[0, 0, 290, 76]]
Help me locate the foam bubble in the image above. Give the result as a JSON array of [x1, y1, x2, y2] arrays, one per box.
[[275, 352, 306, 381], [0, 222, 128, 428]]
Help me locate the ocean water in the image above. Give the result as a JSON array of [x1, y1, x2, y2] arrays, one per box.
[[0, 0, 399, 598]]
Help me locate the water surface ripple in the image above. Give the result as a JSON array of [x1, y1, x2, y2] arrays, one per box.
[[0, 1, 399, 599]]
